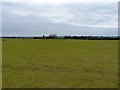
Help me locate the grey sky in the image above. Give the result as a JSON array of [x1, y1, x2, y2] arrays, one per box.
[[1, 0, 118, 36]]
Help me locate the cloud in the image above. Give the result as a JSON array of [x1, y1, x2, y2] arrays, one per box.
[[2, 1, 118, 36], [2, 0, 119, 3]]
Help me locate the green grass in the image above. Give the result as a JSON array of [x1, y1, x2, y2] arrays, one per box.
[[2, 39, 118, 88], [0, 38, 2, 89]]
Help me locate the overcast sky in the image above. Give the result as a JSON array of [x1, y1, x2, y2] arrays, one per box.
[[1, 0, 119, 36]]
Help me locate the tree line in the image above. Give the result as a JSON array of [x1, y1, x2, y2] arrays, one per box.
[[2, 35, 120, 40]]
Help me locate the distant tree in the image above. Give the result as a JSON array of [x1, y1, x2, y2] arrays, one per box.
[[42, 35, 45, 39], [47, 34, 57, 39]]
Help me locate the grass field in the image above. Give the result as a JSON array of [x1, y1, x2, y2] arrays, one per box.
[[0, 39, 2, 89], [2, 39, 118, 88]]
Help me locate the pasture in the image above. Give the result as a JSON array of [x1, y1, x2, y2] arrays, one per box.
[[0, 39, 2, 89], [2, 39, 118, 88]]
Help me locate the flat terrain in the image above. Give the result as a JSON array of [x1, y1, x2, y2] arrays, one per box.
[[2, 39, 118, 88], [0, 39, 2, 89]]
